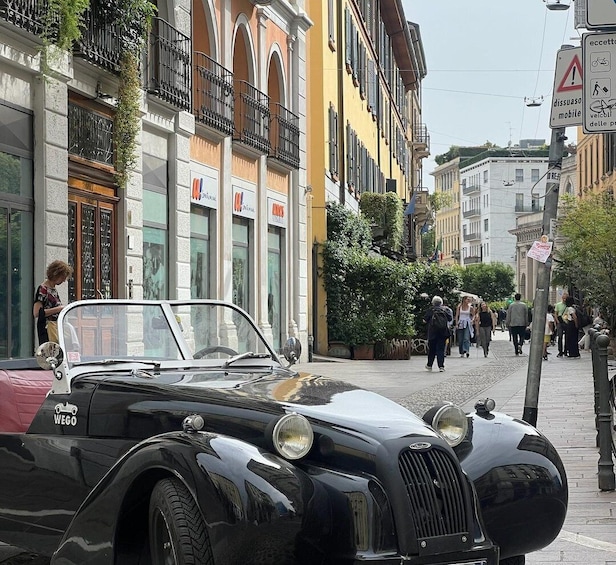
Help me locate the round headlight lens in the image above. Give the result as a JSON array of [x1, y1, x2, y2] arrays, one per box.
[[431, 403, 468, 447], [272, 413, 314, 460]]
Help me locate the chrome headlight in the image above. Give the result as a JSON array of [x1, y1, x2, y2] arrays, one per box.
[[424, 402, 469, 447], [271, 413, 314, 460]]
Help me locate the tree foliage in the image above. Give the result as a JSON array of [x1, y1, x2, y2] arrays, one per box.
[[457, 263, 515, 302], [554, 193, 616, 330]]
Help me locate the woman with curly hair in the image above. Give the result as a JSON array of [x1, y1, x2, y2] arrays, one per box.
[[33, 260, 73, 345]]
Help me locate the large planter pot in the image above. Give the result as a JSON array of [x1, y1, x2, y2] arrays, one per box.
[[352, 343, 375, 360], [374, 337, 411, 360], [328, 341, 352, 359]]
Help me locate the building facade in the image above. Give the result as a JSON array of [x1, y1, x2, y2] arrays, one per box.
[[0, 0, 311, 358], [459, 150, 549, 271], [432, 157, 461, 266], [306, 0, 428, 355]]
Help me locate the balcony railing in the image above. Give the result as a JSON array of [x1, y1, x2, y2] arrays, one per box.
[[68, 103, 114, 166], [234, 80, 270, 154], [193, 51, 234, 136], [269, 102, 300, 169], [464, 255, 481, 265], [413, 123, 430, 155], [462, 208, 480, 218], [463, 232, 480, 242], [515, 204, 542, 213], [0, 0, 49, 37], [73, 0, 122, 74], [462, 183, 480, 195], [147, 17, 191, 111]]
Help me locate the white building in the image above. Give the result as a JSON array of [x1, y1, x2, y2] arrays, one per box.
[[460, 149, 549, 271]]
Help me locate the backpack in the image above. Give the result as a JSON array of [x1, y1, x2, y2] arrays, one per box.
[[429, 308, 449, 334], [574, 306, 592, 328]]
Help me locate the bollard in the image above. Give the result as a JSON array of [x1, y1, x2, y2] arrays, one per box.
[[589, 328, 600, 447], [595, 333, 615, 491]]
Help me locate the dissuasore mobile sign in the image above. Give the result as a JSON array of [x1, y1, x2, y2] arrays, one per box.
[[550, 47, 582, 129]]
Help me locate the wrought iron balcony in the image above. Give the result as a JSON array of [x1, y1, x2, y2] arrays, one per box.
[[269, 102, 299, 169], [413, 123, 430, 157], [463, 232, 480, 242], [234, 80, 270, 154], [147, 17, 191, 111], [68, 103, 114, 166], [73, 0, 122, 74], [464, 255, 481, 265], [193, 51, 234, 136], [0, 0, 50, 38]]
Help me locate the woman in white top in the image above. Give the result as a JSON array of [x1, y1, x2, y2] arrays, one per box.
[[455, 296, 475, 357]]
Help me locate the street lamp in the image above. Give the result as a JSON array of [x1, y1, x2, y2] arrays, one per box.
[[543, 0, 570, 11]]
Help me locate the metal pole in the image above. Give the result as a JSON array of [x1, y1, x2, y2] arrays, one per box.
[[522, 126, 567, 426], [596, 333, 615, 491]]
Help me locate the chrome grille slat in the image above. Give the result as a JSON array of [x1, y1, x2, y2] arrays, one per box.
[[399, 448, 469, 540]]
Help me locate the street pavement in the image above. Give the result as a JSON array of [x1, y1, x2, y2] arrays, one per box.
[[294, 330, 616, 565], [2, 331, 614, 564]]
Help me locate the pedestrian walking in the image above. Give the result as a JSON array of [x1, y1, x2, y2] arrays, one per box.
[[477, 302, 493, 358], [543, 305, 556, 361], [455, 295, 475, 358], [564, 295, 580, 358], [554, 291, 568, 358], [33, 260, 73, 346], [506, 293, 529, 355], [423, 295, 453, 372]]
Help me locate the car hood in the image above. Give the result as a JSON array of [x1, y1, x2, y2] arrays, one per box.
[[88, 367, 440, 445]]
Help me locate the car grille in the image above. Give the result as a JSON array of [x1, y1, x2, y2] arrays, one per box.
[[399, 447, 469, 539]]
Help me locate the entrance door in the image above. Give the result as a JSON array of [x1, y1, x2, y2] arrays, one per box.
[[68, 184, 117, 357]]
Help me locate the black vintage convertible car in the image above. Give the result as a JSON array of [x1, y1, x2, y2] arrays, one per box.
[[0, 299, 567, 565]]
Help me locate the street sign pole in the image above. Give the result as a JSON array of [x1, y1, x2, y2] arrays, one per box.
[[522, 125, 567, 426]]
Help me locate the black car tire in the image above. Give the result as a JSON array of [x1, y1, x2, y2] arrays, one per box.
[[149, 477, 214, 565], [500, 556, 525, 565], [193, 345, 238, 359]]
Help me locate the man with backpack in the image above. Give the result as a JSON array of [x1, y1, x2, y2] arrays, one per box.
[[423, 295, 453, 372]]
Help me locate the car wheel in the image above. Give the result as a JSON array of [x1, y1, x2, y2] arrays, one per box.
[[500, 556, 525, 565], [149, 477, 214, 565]]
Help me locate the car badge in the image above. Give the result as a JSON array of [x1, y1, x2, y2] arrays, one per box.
[[53, 402, 78, 427], [409, 442, 432, 450]]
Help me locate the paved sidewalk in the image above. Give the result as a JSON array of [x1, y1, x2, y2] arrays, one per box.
[[295, 332, 616, 565]]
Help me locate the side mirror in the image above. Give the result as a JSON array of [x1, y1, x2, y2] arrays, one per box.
[[36, 342, 64, 371], [282, 337, 302, 366]]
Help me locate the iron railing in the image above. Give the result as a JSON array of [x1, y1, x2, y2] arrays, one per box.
[[269, 102, 300, 169], [234, 80, 270, 154], [68, 103, 114, 166], [193, 51, 234, 136], [0, 0, 49, 37], [73, 0, 122, 74], [147, 17, 191, 111], [413, 123, 430, 152]]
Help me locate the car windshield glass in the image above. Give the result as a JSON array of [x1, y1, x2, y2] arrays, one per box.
[[59, 300, 274, 370]]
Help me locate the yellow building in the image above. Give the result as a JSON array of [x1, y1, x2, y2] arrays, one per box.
[[432, 157, 462, 266], [576, 131, 616, 197], [306, 0, 429, 355]]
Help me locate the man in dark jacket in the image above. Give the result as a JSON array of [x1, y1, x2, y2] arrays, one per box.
[[506, 293, 530, 355], [423, 295, 453, 372]]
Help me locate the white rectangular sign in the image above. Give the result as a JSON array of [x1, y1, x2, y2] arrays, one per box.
[[528, 241, 553, 264], [586, 0, 616, 29], [550, 47, 583, 128], [583, 31, 616, 132]]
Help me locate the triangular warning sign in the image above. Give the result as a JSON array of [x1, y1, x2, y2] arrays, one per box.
[[557, 55, 583, 92]]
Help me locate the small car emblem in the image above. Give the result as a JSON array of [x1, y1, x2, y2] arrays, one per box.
[[409, 442, 432, 450], [54, 402, 78, 427]]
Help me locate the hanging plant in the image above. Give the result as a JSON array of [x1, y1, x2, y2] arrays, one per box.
[[110, 0, 157, 188], [115, 51, 142, 189]]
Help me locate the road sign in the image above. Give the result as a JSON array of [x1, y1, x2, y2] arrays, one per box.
[[586, 0, 616, 29], [583, 31, 616, 132], [550, 47, 583, 128]]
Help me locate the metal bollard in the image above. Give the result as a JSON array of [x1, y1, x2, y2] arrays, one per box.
[[589, 328, 600, 447], [595, 333, 615, 491]]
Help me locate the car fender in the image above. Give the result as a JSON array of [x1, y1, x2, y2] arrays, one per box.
[[51, 431, 320, 564], [457, 410, 568, 560]]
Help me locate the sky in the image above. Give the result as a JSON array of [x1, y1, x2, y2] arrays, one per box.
[[402, 0, 581, 190]]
